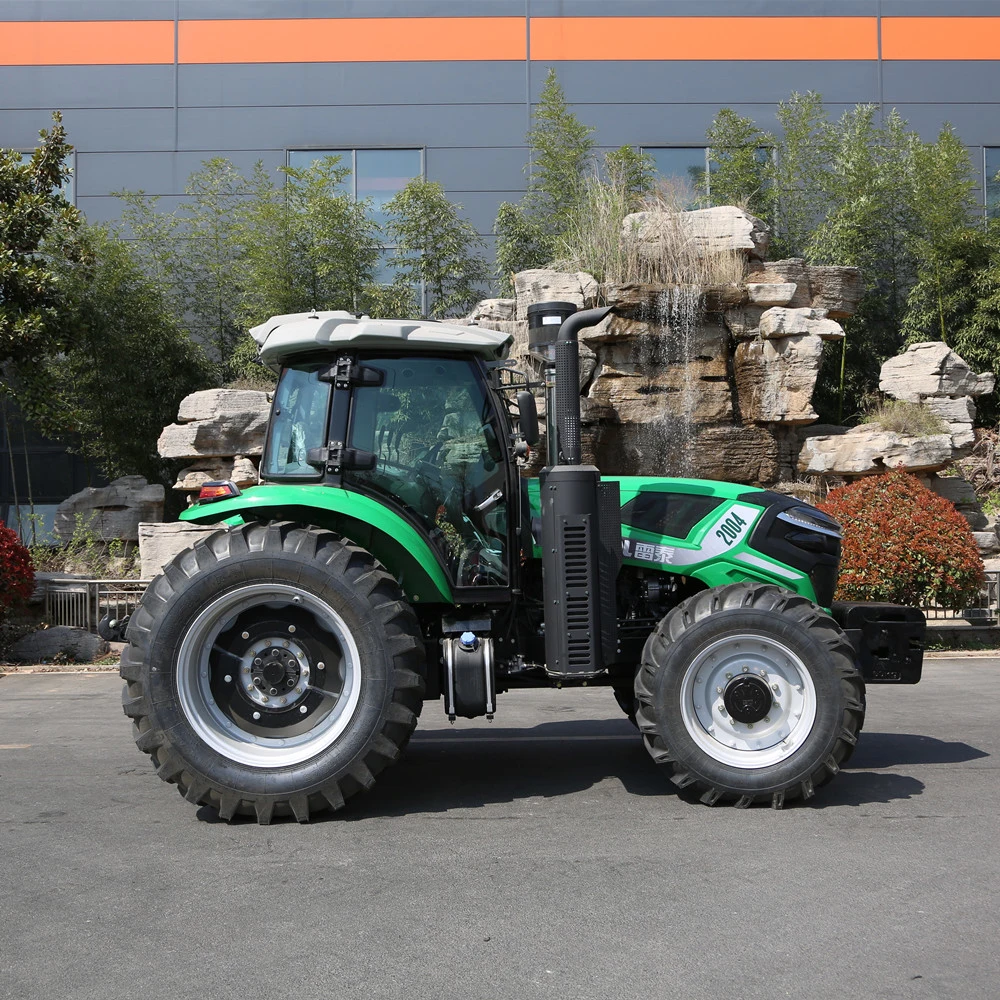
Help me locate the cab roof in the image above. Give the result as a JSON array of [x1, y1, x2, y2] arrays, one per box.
[[250, 311, 513, 370]]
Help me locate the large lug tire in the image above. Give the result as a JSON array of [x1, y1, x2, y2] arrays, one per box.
[[120, 522, 425, 824], [634, 583, 865, 808], [611, 672, 639, 728]]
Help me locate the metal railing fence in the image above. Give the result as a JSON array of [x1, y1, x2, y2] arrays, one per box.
[[44, 579, 149, 633]]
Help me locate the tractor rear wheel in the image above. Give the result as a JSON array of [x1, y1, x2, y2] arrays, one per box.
[[120, 522, 425, 823], [635, 582, 864, 808]]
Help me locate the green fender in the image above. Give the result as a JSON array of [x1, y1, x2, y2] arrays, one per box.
[[178, 484, 453, 605]]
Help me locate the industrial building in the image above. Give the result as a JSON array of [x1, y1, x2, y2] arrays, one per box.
[[2, 1, 998, 532]]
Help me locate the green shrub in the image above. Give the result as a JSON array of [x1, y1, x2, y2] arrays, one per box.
[[820, 469, 983, 610], [0, 522, 34, 623]]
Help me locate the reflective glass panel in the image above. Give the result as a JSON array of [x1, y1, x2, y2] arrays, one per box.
[[348, 356, 508, 586], [286, 149, 352, 195], [356, 149, 422, 226], [261, 367, 330, 479], [644, 147, 708, 206]]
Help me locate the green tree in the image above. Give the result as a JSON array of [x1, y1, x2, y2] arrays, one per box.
[[384, 179, 489, 318], [120, 158, 247, 377], [235, 157, 383, 329], [0, 112, 79, 368], [16, 224, 215, 484], [706, 108, 773, 217], [493, 201, 550, 295], [604, 145, 656, 206], [524, 68, 596, 239]]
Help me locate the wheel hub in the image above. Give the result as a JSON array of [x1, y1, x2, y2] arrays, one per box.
[[723, 675, 773, 724], [241, 636, 312, 709]]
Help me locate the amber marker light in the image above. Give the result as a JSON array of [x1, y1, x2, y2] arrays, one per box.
[[197, 480, 241, 503]]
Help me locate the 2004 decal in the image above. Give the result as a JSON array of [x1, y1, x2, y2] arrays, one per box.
[[715, 510, 748, 547]]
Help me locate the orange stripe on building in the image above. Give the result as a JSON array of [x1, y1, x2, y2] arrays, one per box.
[[882, 17, 1000, 60], [529, 16, 878, 61], [178, 17, 526, 64], [0, 20, 174, 66]]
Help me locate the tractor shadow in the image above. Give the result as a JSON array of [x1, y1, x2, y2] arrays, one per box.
[[348, 718, 670, 819], [196, 726, 987, 823], [343, 724, 983, 820]]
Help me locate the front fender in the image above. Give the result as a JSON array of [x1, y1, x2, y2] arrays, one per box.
[[179, 484, 453, 605]]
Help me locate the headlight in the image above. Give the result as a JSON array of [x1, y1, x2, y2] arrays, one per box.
[[775, 506, 842, 539]]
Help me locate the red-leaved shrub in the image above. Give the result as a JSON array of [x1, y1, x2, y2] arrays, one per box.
[[0, 522, 34, 621], [820, 470, 983, 610]]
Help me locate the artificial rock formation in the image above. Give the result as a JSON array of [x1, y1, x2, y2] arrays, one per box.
[[55, 476, 164, 543], [467, 208, 863, 486], [138, 522, 220, 580], [880, 342, 995, 454], [158, 388, 270, 497]]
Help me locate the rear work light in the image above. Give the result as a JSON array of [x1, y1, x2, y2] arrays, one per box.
[[196, 480, 242, 504]]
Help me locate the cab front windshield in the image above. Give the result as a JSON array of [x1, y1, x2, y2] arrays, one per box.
[[347, 357, 508, 587]]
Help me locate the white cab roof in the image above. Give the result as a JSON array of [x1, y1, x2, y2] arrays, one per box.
[[250, 311, 513, 369]]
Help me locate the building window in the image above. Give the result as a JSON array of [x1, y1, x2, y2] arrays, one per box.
[[642, 147, 709, 206], [286, 148, 423, 282], [985, 148, 1000, 219], [17, 150, 75, 204]]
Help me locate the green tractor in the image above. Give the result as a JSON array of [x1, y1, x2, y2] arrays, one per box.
[[119, 304, 924, 822]]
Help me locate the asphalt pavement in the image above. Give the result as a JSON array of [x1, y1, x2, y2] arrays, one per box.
[[1, 659, 997, 1000]]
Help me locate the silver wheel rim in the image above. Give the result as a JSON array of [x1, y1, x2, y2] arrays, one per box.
[[175, 583, 362, 767], [678, 632, 817, 769]]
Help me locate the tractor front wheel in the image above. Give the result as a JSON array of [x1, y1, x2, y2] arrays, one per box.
[[635, 582, 864, 808], [120, 522, 425, 823]]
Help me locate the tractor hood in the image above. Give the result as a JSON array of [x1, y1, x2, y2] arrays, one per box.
[[250, 311, 514, 370]]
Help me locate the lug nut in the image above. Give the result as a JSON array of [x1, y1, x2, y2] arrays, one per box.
[[241, 631, 250, 640], [747, 723, 754, 729], [253, 677, 262, 686], [317, 661, 325, 671], [764, 716, 771, 723], [725, 672, 733, 680], [742, 666, 749, 673], [261, 696, 269, 704], [288, 625, 296, 634], [269, 687, 278, 696], [716, 686, 723, 694], [288, 659, 297, 669], [253, 657, 262, 667], [279, 697, 286, 705], [287, 678, 295, 687], [772, 684, 780, 692]]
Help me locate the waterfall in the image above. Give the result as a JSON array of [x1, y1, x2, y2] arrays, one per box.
[[632, 284, 702, 477]]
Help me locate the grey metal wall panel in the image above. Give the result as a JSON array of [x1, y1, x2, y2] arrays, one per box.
[[882, 61, 1000, 104], [176, 103, 528, 150], [1, 108, 176, 151], [433, 190, 525, 235], [890, 104, 1000, 144], [880, 1, 1000, 13], [178, 62, 527, 109], [178, 0, 529, 17], [528, 1, 878, 13], [425, 146, 527, 192], [568, 103, 855, 147], [75, 150, 285, 197], [77, 194, 188, 225], [0, 67, 175, 111], [0, 1, 174, 18], [533, 61, 880, 106]]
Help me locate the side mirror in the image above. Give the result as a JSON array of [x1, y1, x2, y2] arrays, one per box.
[[516, 391, 540, 446]]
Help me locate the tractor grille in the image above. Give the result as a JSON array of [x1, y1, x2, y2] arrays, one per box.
[[562, 522, 594, 669]]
